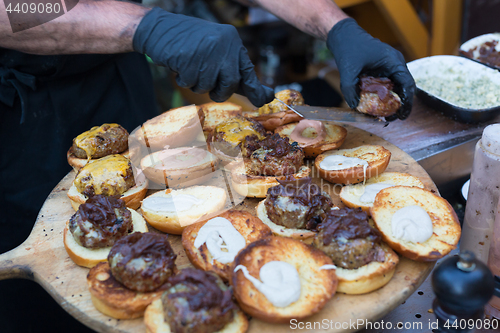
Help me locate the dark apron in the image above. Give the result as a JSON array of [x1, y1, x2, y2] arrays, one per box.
[[0, 50, 158, 253]]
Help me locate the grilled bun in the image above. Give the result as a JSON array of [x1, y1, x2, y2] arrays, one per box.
[[144, 297, 249, 333], [140, 147, 219, 187], [370, 186, 461, 261], [315, 145, 391, 185], [135, 105, 204, 150], [87, 262, 166, 319], [248, 89, 305, 131], [334, 243, 399, 294], [231, 236, 337, 323], [256, 199, 316, 240], [182, 210, 272, 280], [67, 171, 148, 211], [63, 208, 148, 268], [275, 121, 347, 158], [231, 165, 311, 198], [340, 172, 425, 213], [141, 186, 227, 234]]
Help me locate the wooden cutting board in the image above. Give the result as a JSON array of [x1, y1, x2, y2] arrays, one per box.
[[0, 124, 437, 333]]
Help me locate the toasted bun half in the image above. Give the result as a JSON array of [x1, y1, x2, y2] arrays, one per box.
[[256, 199, 316, 240], [182, 210, 272, 280], [67, 149, 130, 172], [201, 102, 243, 134], [334, 243, 399, 294], [370, 186, 461, 261], [251, 110, 303, 131], [67, 172, 148, 211], [144, 298, 249, 333], [141, 186, 227, 234], [231, 236, 337, 323], [315, 145, 391, 185], [87, 262, 167, 319], [340, 172, 425, 213], [231, 165, 311, 198], [135, 105, 204, 150], [63, 209, 148, 268], [275, 121, 347, 158], [140, 148, 219, 188]]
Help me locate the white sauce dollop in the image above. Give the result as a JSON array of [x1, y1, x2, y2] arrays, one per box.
[[360, 183, 394, 203], [234, 261, 301, 308], [482, 124, 500, 156], [194, 217, 246, 264], [142, 194, 204, 212], [319, 264, 337, 270], [391, 205, 433, 243], [319, 155, 368, 182]]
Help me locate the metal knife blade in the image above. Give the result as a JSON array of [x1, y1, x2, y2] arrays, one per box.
[[291, 105, 380, 123]]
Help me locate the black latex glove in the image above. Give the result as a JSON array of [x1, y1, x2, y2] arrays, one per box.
[[133, 7, 274, 107], [326, 18, 416, 120]]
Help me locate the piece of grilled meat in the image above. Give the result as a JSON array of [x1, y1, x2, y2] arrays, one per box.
[[313, 207, 386, 269], [265, 176, 332, 230], [69, 195, 133, 248], [212, 115, 266, 157], [242, 133, 304, 176]]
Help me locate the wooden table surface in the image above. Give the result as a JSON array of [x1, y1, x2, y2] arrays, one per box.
[[0, 123, 442, 333]]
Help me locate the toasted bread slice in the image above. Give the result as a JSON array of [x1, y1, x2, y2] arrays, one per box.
[[63, 208, 148, 268], [231, 165, 311, 198], [67, 172, 148, 211], [140, 147, 219, 188], [340, 172, 425, 213], [315, 145, 391, 185], [370, 186, 461, 261], [87, 262, 167, 319], [334, 243, 399, 294], [182, 210, 272, 280], [275, 121, 347, 158], [67, 149, 130, 172], [141, 186, 228, 234], [256, 199, 317, 240], [231, 236, 337, 324], [201, 102, 242, 134], [135, 105, 204, 150], [144, 298, 249, 333]]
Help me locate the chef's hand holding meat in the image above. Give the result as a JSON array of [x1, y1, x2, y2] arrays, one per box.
[[133, 8, 274, 107], [327, 18, 416, 120]]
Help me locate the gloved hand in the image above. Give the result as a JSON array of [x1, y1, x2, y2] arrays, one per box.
[[133, 7, 274, 107], [326, 18, 415, 120]]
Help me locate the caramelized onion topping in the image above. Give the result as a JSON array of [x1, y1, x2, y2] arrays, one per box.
[[318, 207, 382, 245], [78, 195, 128, 233]]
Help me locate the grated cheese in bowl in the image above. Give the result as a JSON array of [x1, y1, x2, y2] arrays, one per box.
[[415, 72, 500, 109]]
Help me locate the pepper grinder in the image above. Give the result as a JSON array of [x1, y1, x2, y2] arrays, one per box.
[[432, 251, 497, 332]]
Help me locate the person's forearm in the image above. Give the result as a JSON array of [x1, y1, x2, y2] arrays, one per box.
[[254, 0, 348, 40], [0, 0, 149, 55]]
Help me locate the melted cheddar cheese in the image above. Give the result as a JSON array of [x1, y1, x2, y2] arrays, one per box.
[[74, 123, 121, 159], [74, 154, 133, 196], [215, 117, 264, 146]]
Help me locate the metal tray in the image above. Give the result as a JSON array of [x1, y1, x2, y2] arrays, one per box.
[[459, 33, 500, 71], [407, 55, 500, 124]]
